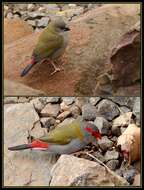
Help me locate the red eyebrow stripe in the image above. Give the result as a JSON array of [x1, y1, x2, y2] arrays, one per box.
[[31, 140, 49, 148], [85, 127, 93, 132]]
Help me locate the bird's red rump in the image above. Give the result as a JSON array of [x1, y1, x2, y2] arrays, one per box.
[[31, 140, 48, 148]]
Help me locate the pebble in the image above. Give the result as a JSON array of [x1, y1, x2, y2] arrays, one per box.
[[4, 97, 18, 104], [96, 99, 120, 121], [133, 97, 140, 124], [94, 116, 111, 135], [75, 97, 89, 109], [57, 110, 71, 121], [27, 19, 36, 27], [40, 117, 55, 128], [7, 12, 13, 19], [41, 103, 60, 118], [82, 103, 97, 121], [37, 17, 50, 27], [89, 97, 101, 106], [57, 117, 75, 128], [69, 104, 81, 118], [104, 150, 119, 162], [98, 136, 114, 152], [106, 160, 119, 171], [123, 169, 136, 184], [62, 97, 75, 105], [40, 97, 60, 104], [30, 97, 45, 112]]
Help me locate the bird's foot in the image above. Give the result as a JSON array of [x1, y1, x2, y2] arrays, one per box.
[[50, 67, 61, 76]]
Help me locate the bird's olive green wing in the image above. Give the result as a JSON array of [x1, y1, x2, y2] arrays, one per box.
[[33, 30, 63, 61], [38, 121, 84, 145]]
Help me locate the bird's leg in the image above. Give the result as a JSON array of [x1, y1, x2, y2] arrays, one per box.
[[49, 60, 61, 76]]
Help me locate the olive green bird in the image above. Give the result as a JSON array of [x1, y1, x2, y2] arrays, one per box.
[[21, 17, 70, 77], [8, 120, 101, 154]]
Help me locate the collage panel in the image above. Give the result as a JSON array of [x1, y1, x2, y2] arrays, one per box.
[[4, 3, 140, 96], [4, 96, 141, 186], [3, 2, 142, 188]]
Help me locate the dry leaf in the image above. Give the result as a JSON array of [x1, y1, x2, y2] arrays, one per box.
[[117, 124, 140, 164]]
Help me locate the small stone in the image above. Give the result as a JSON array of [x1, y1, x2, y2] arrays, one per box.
[[40, 117, 55, 128], [40, 97, 60, 104], [112, 112, 134, 128], [68, 4, 77, 8], [4, 97, 18, 104], [62, 97, 75, 105], [17, 97, 29, 103], [119, 106, 131, 114], [27, 4, 36, 11], [104, 150, 119, 162], [4, 5, 9, 11], [96, 99, 120, 121], [60, 101, 71, 111], [110, 136, 118, 142], [92, 151, 106, 163], [123, 169, 136, 184], [69, 104, 81, 118], [13, 13, 21, 19], [106, 160, 119, 171], [27, 20, 36, 27], [38, 7, 46, 13], [108, 97, 136, 110], [111, 126, 121, 137], [89, 97, 101, 106], [30, 98, 45, 112], [57, 117, 75, 128], [7, 12, 13, 19], [75, 97, 89, 109], [16, 4, 28, 11], [37, 17, 50, 27], [98, 136, 114, 152], [57, 110, 71, 121], [133, 97, 140, 124], [94, 117, 111, 135], [55, 119, 61, 124], [41, 103, 60, 118], [27, 12, 45, 20], [82, 103, 97, 121]]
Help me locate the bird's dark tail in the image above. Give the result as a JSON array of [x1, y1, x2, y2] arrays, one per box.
[[8, 144, 32, 151], [20, 57, 36, 77]]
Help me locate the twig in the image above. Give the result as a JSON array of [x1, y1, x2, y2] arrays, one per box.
[[84, 152, 115, 175]]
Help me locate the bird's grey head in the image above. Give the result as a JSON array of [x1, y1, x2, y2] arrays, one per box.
[[51, 17, 70, 32]]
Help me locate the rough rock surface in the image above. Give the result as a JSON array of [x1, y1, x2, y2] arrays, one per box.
[[4, 79, 46, 96], [4, 18, 33, 44], [96, 99, 120, 121], [4, 103, 57, 186], [50, 155, 128, 186]]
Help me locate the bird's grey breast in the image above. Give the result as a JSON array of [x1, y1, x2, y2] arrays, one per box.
[[51, 32, 69, 59]]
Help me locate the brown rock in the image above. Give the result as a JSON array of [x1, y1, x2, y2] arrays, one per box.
[[4, 18, 33, 45], [4, 79, 46, 96]]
